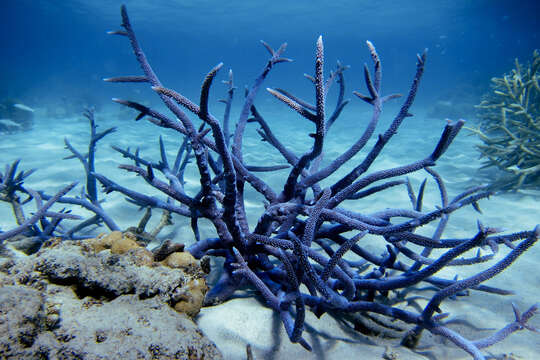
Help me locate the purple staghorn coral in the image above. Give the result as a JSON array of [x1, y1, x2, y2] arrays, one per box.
[[92, 5, 538, 359], [0, 160, 81, 247]]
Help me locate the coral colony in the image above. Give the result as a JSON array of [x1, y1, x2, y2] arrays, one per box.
[[472, 50, 540, 191], [1, 5, 538, 359]]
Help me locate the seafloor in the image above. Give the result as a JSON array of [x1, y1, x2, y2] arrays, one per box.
[[1, 101, 539, 359]]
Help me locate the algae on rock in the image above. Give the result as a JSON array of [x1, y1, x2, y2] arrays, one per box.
[[471, 50, 540, 190]]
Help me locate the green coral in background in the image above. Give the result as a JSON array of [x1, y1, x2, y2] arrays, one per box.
[[471, 50, 539, 190]]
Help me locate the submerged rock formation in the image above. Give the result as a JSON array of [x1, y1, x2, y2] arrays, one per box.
[[0, 233, 221, 360]]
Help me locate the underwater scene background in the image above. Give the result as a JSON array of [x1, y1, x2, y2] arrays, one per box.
[[1, 1, 539, 359]]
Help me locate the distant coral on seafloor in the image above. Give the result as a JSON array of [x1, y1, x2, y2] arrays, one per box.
[[426, 83, 482, 121], [471, 50, 540, 191], [0, 99, 34, 133]]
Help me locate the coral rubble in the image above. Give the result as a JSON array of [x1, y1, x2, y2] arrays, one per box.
[[472, 50, 540, 190]]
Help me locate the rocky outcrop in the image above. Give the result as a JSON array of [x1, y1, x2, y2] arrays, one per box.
[[0, 234, 222, 360]]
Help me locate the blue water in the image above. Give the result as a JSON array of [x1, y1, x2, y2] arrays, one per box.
[[1, 0, 538, 111]]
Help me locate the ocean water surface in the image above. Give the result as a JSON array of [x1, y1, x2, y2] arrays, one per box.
[[1, 1, 539, 359]]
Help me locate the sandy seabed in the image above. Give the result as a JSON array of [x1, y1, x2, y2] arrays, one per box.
[[1, 103, 538, 359]]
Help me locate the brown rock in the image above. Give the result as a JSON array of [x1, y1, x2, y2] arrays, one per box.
[[162, 252, 197, 269], [110, 236, 139, 255], [173, 278, 208, 317]]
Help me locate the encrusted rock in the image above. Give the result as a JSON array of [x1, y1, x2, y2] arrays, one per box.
[[162, 251, 197, 269], [0, 236, 222, 359], [173, 278, 209, 318]]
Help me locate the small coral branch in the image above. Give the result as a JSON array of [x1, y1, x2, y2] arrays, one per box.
[[57, 108, 120, 236], [63, 107, 116, 204]]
